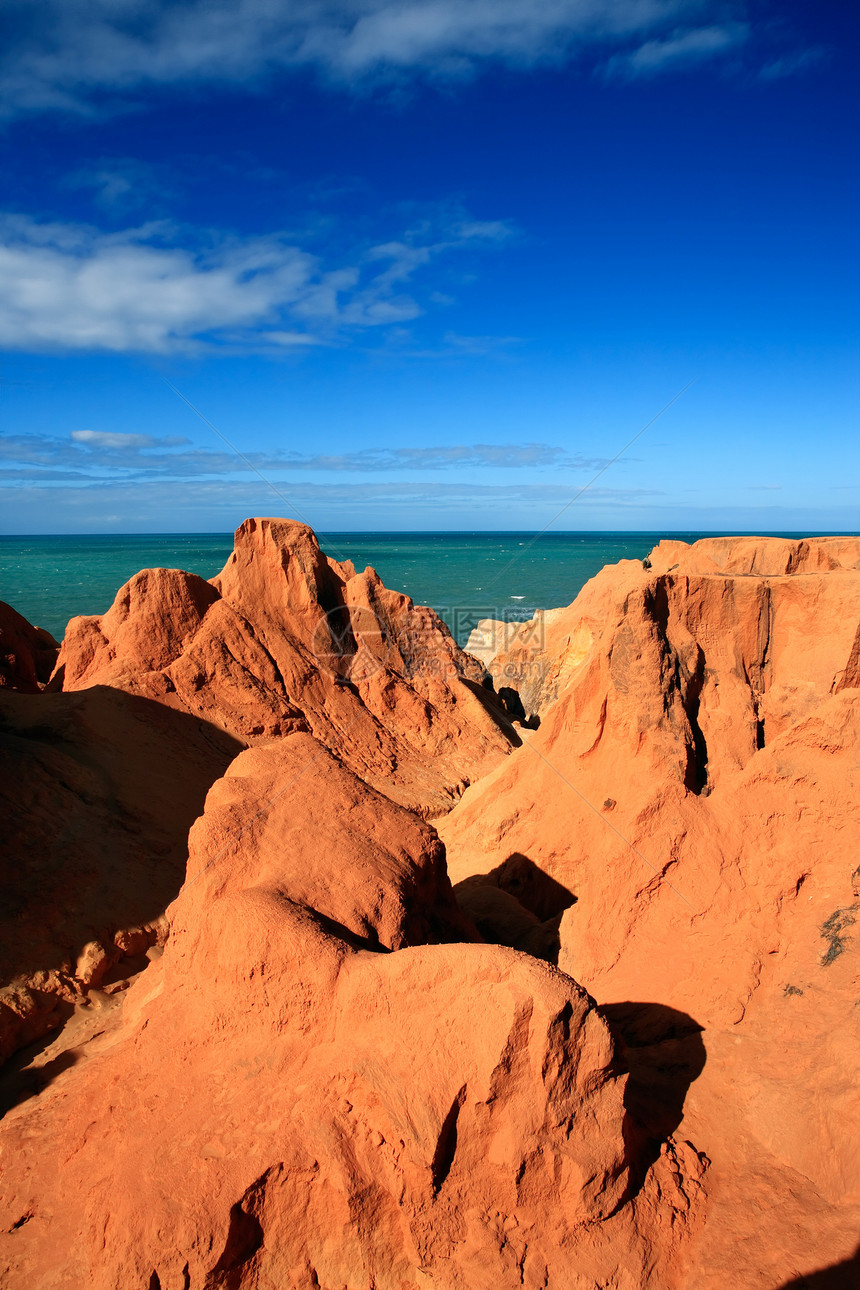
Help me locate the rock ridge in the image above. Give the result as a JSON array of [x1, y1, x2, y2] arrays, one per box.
[[55, 517, 516, 817]]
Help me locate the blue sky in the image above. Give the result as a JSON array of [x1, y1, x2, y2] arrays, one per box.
[[1, 0, 857, 533]]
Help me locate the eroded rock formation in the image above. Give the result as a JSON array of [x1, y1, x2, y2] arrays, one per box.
[[55, 517, 514, 817], [440, 534, 860, 1286], [0, 732, 705, 1289], [0, 528, 857, 1288], [472, 534, 860, 721], [0, 519, 513, 1068]]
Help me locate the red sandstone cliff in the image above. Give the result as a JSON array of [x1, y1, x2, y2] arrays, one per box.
[[441, 534, 860, 1286], [0, 528, 857, 1288], [55, 517, 514, 817], [0, 520, 514, 1069], [0, 731, 704, 1289]]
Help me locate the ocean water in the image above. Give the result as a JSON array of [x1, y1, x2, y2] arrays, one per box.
[[0, 529, 810, 647]]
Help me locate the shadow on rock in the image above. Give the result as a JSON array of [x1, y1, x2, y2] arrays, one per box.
[[600, 1001, 707, 1190], [459, 676, 523, 747], [778, 1245, 860, 1288], [0, 1019, 79, 1118], [496, 685, 540, 729], [454, 852, 577, 963], [0, 685, 244, 1064]]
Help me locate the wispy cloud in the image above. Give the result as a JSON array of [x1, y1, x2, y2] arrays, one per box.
[[0, 477, 664, 540], [439, 331, 521, 357], [7, 478, 854, 540], [605, 22, 748, 78], [0, 430, 611, 483], [2, 1, 764, 118], [70, 430, 190, 450], [758, 47, 826, 81], [63, 158, 174, 215], [0, 211, 512, 354], [289, 444, 609, 471], [378, 329, 524, 359]]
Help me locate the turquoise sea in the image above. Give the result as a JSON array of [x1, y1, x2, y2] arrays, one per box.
[[0, 530, 819, 647]]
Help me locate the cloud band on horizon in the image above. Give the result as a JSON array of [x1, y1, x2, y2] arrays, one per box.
[[1, 430, 616, 483]]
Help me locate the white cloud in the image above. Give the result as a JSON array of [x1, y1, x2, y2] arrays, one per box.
[[605, 22, 748, 77], [439, 331, 521, 356], [0, 222, 312, 352], [70, 430, 189, 449], [291, 443, 608, 470], [5, 477, 854, 543], [378, 329, 523, 359], [0, 212, 509, 354], [2, 0, 750, 116], [0, 477, 665, 537], [266, 330, 327, 347]]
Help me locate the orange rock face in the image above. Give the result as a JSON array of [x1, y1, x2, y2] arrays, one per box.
[[439, 535, 860, 1286], [475, 534, 860, 721], [1, 528, 857, 1288], [0, 519, 513, 1068], [55, 518, 514, 817], [0, 731, 705, 1289]]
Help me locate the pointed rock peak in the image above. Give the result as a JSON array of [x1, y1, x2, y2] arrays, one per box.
[[233, 516, 319, 553], [213, 517, 343, 623]]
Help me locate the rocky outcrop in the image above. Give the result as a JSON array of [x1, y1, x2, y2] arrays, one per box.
[[0, 520, 514, 1068], [464, 617, 525, 669], [1, 529, 857, 1288], [0, 732, 705, 1289], [175, 732, 476, 953], [439, 535, 860, 1286], [475, 534, 860, 721], [55, 518, 515, 817], [0, 601, 58, 693]]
